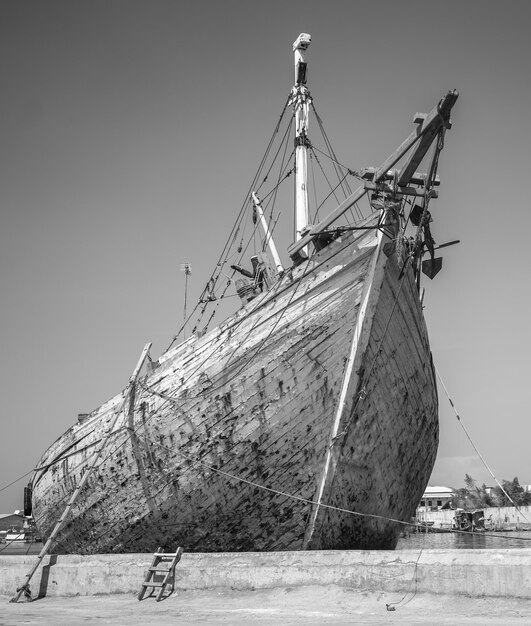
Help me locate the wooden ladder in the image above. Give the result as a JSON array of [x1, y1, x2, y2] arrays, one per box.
[[138, 546, 183, 601]]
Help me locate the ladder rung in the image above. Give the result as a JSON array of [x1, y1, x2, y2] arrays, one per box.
[[149, 566, 171, 572], [138, 546, 183, 602]]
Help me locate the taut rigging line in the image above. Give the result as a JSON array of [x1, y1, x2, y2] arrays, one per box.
[[435, 364, 530, 524]]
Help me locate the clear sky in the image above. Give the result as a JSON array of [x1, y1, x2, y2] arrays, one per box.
[[1, 0, 530, 513]]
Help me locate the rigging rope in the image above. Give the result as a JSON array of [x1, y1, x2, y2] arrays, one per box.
[[309, 160, 351, 224], [310, 103, 364, 222], [0, 470, 34, 493], [434, 365, 531, 524], [172, 95, 365, 345], [256, 110, 295, 195], [385, 548, 423, 611], [175, 95, 293, 342]]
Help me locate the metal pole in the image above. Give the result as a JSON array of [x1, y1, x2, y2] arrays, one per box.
[[180, 263, 192, 340]]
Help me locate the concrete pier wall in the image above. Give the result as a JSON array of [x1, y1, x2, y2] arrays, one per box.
[[1, 549, 531, 599]]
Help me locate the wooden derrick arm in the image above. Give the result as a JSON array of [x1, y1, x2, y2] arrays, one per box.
[[397, 91, 457, 186], [288, 90, 458, 260]]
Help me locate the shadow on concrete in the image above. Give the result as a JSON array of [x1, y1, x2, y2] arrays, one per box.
[[138, 570, 175, 602], [37, 554, 58, 599]]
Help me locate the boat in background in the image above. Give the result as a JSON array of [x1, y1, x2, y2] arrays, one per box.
[[5, 529, 28, 543], [30, 34, 458, 554]]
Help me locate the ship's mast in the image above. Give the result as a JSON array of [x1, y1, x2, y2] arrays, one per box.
[[292, 33, 312, 247]]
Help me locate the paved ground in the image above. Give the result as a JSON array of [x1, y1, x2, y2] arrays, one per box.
[[2, 587, 531, 625]]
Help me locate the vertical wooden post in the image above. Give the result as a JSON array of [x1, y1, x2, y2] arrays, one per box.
[[10, 342, 152, 603]]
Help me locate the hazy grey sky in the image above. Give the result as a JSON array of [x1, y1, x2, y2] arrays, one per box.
[[1, 0, 530, 512]]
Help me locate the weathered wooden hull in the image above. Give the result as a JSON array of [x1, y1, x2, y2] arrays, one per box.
[[32, 215, 438, 553]]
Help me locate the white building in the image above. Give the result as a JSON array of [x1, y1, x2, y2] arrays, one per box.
[[418, 485, 454, 512]]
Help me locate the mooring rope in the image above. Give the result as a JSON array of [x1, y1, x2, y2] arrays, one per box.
[[385, 547, 424, 611], [133, 431, 531, 543], [435, 364, 531, 524]]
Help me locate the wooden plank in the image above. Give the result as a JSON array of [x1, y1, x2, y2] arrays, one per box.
[[361, 167, 440, 187], [364, 181, 439, 199]]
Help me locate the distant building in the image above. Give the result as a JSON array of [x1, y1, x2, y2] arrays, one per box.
[[418, 486, 454, 511], [0, 513, 26, 542], [0, 513, 25, 532], [0, 513, 38, 543]]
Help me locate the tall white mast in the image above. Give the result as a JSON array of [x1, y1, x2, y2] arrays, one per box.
[[292, 33, 312, 247]]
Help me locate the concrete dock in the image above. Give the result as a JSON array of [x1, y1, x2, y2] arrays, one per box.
[[2, 587, 531, 625], [1, 549, 530, 624]]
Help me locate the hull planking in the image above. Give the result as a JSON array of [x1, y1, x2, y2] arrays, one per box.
[[32, 214, 438, 553]]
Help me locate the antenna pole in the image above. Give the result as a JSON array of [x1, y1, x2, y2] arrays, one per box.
[[292, 33, 312, 248], [180, 262, 192, 339]]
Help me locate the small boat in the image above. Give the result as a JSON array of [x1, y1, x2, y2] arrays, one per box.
[[30, 34, 458, 554], [454, 509, 486, 532], [5, 529, 28, 543]]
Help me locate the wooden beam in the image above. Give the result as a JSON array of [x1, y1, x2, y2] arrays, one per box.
[[363, 181, 439, 199], [397, 90, 458, 186], [360, 167, 440, 187], [288, 183, 367, 258], [129, 343, 152, 385], [372, 90, 457, 185]]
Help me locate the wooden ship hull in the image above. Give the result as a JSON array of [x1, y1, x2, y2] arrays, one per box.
[[31, 213, 439, 553], [26, 36, 458, 564]]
